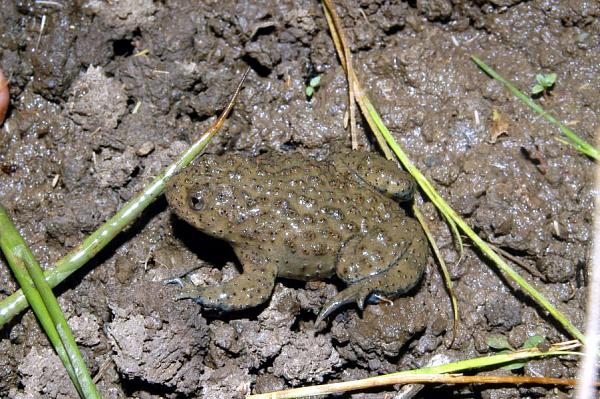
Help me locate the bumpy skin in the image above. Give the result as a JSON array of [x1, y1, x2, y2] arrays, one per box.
[[165, 150, 428, 323]]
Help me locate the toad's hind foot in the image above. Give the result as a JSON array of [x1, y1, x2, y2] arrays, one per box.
[[315, 284, 370, 326], [317, 249, 426, 325]]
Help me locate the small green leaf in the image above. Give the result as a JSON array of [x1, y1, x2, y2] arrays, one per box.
[[534, 73, 557, 91], [531, 84, 544, 95], [522, 334, 545, 349], [309, 75, 321, 88], [486, 334, 513, 350], [305, 86, 314, 97], [540, 77, 551, 87], [535, 74, 546, 85]]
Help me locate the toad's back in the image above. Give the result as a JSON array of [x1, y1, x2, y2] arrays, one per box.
[[166, 151, 427, 322]]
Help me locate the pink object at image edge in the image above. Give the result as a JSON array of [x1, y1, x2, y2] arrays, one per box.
[[0, 68, 9, 125]]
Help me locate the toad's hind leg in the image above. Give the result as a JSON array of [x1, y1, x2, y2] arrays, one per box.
[[176, 249, 277, 312], [317, 224, 427, 324]]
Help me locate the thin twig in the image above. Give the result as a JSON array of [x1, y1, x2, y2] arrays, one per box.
[[488, 243, 544, 279], [249, 375, 592, 399], [322, 1, 393, 159], [413, 204, 459, 347], [322, 0, 357, 148], [248, 341, 584, 398]]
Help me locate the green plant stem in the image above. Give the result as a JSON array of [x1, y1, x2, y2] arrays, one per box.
[[322, 0, 585, 345], [413, 204, 459, 345], [0, 67, 250, 329], [364, 96, 586, 343], [0, 206, 92, 398], [471, 56, 598, 160]]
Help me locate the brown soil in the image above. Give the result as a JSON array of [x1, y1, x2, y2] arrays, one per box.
[[0, 1, 597, 398]]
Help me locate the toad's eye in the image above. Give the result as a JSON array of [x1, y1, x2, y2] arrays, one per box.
[[189, 195, 204, 211]]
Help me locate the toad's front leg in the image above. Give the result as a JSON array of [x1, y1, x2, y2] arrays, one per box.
[[176, 249, 277, 312]]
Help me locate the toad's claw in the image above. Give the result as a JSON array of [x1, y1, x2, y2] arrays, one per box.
[[175, 283, 207, 301], [163, 278, 204, 301], [368, 293, 394, 306], [315, 284, 371, 326], [163, 277, 185, 288]]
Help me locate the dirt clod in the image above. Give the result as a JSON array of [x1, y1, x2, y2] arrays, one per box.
[[0, 0, 596, 397]]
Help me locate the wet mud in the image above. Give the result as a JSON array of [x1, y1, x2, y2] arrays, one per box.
[[0, 1, 597, 398]]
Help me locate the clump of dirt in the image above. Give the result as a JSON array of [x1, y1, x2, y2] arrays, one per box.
[[0, 0, 597, 398]]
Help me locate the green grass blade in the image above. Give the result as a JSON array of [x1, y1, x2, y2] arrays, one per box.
[[413, 204, 459, 345], [0, 206, 88, 397], [322, 0, 584, 344], [14, 235, 99, 398], [362, 93, 586, 343], [471, 56, 599, 160], [0, 68, 250, 329]]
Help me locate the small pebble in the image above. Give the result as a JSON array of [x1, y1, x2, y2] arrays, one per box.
[[136, 141, 155, 157]]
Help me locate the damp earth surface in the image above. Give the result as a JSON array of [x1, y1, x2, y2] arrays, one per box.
[[0, 1, 597, 398]]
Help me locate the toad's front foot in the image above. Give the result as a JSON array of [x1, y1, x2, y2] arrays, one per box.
[[168, 279, 254, 311], [163, 278, 205, 301], [166, 266, 278, 312]]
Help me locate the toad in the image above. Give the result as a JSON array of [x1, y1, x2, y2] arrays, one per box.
[[166, 150, 428, 323]]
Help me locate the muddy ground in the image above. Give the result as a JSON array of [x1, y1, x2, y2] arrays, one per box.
[[0, 0, 598, 398]]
